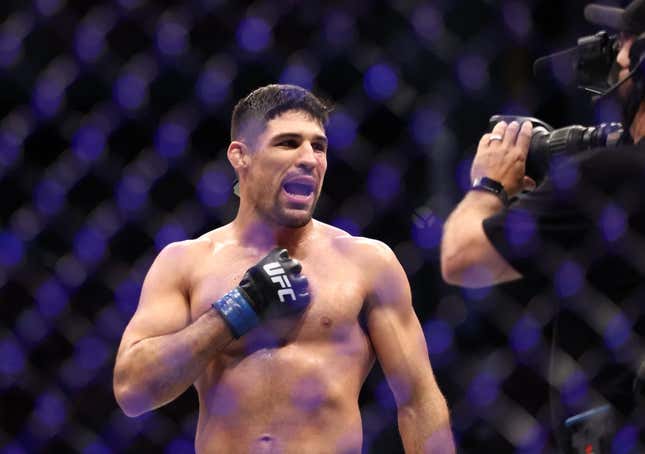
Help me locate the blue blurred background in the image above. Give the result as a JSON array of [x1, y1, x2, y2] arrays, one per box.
[[0, 0, 629, 452]]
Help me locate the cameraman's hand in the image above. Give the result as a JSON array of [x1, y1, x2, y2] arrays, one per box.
[[471, 120, 536, 198]]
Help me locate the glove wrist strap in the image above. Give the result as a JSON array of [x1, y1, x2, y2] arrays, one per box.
[[212, 288, 260, 338]]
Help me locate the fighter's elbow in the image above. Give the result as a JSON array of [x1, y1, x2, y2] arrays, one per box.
[[113, 366, 152, 417], [114, 381, 150, 417]]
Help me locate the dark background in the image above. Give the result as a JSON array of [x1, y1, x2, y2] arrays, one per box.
[[0, 0, 628, 452]]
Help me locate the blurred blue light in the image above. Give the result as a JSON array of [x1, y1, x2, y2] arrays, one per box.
[[0, 230, 24, 266], [326, 111, 357, 151], [561, 371, 588, 408], [72, 126, 106, 162], [504, 209, 537, 247], [155, 122, 188, 158], [510, 315, 540, 354], [75, 336, 109, 371], [155, 223, 187, 251], [60, 358, 94, 389], [330, 217, 360, 236], [375, 379, 397, 410], [156, 19, 188, 57], [411, 211, 443, 250], [96, 307, 126, 340], [604, 313, 631, 350], [197, 67, 232, 107], [467, 371, 499, 407], [595, 98, 621, 124], [0, 442, 28, 454], [82, 441, 112, 454], [457, 55, 488, 91], [612, 425, 638, 454], [280, 64, 314, 90], [599, 203, 627, 242], [0, 338, 25, 375], [33, 78, 64, 117], [549, 155, 579, 190], [34, 392, 67, 432], [411, 5, 443, 43], [0, 130, 21, 167], [165, 438, 194, 454], [198, 168, 231, 207], [16, 309, 48, 344], [115, 279, 141, 317], [367, 163, 400, 202], [73, 226, 107, 265], [117, 0, 144, 9], [324, 11, 356, 47], [34, 178, 65, 215], [237, 17, 272, 53], [410, 108, 444, 146], [363, 63, 398, 101], [455, 158, 474, 193], [36, 0, 64, 16], [515, 426, 548, 454], [114, 73, 147, 111], [554, 260, 584, 298], [36, 277, 69, 319], [503, 1, 531, 39], [116, 174, 148, 213], [0, 31, 22, 68], [75, 23, 105, 63], [423, 320, 453, 355]]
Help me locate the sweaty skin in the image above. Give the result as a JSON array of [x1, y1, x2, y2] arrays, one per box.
[[114, 110, 453, 453]]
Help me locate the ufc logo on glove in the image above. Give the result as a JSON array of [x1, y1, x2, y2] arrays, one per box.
[[263, 262, 296, 303]]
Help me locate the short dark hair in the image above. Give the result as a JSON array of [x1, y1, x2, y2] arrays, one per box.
[[230, 84, 332, 143]]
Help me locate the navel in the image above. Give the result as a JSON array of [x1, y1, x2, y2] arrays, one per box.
[[320, 316, 333, 328]]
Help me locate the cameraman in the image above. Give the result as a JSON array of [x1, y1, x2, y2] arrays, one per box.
[[441, 0, 645, 446]]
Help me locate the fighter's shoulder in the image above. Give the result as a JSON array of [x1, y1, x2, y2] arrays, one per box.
[[154, 225, 231, 269], [314, 220, 396, 266]]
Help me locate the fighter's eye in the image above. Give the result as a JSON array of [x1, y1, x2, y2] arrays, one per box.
[[312, 142, 327, 152], [278, 139, 299, 148]]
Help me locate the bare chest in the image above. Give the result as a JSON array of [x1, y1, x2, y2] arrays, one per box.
[[189, 252, 368, 345]]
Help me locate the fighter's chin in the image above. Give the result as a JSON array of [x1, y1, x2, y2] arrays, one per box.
[[275, 206, 314, 228]]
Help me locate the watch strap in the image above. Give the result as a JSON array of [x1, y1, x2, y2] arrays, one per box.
[[471, 176, 509, 206]]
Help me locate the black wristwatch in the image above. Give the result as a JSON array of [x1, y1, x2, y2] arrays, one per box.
[[471, 176, 509, 207]]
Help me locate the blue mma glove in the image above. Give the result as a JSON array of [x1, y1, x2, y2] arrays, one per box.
[[212, 248, 310, 338]]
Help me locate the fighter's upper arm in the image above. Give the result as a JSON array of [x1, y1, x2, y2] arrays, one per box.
[[116, 242, 193, 357], [362, 242, 445, 408]]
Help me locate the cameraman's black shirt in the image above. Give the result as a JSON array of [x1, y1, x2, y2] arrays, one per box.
[[483, 141, 645, 419]]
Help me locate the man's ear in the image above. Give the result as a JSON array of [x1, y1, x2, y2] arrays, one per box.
[[227, 140, 249, 174]]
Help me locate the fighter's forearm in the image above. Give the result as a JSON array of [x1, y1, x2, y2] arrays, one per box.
[[397, 397, 455, 454], [113, 309, 233, 417]]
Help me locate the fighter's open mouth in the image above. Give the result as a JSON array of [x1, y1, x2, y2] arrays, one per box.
[[283, 181, 314, 196]]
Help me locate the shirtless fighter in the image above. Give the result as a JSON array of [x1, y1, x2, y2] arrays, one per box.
[[113, 84, 453, 453]]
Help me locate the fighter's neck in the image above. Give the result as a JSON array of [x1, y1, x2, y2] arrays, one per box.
[[231, 214, 316, 253]]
